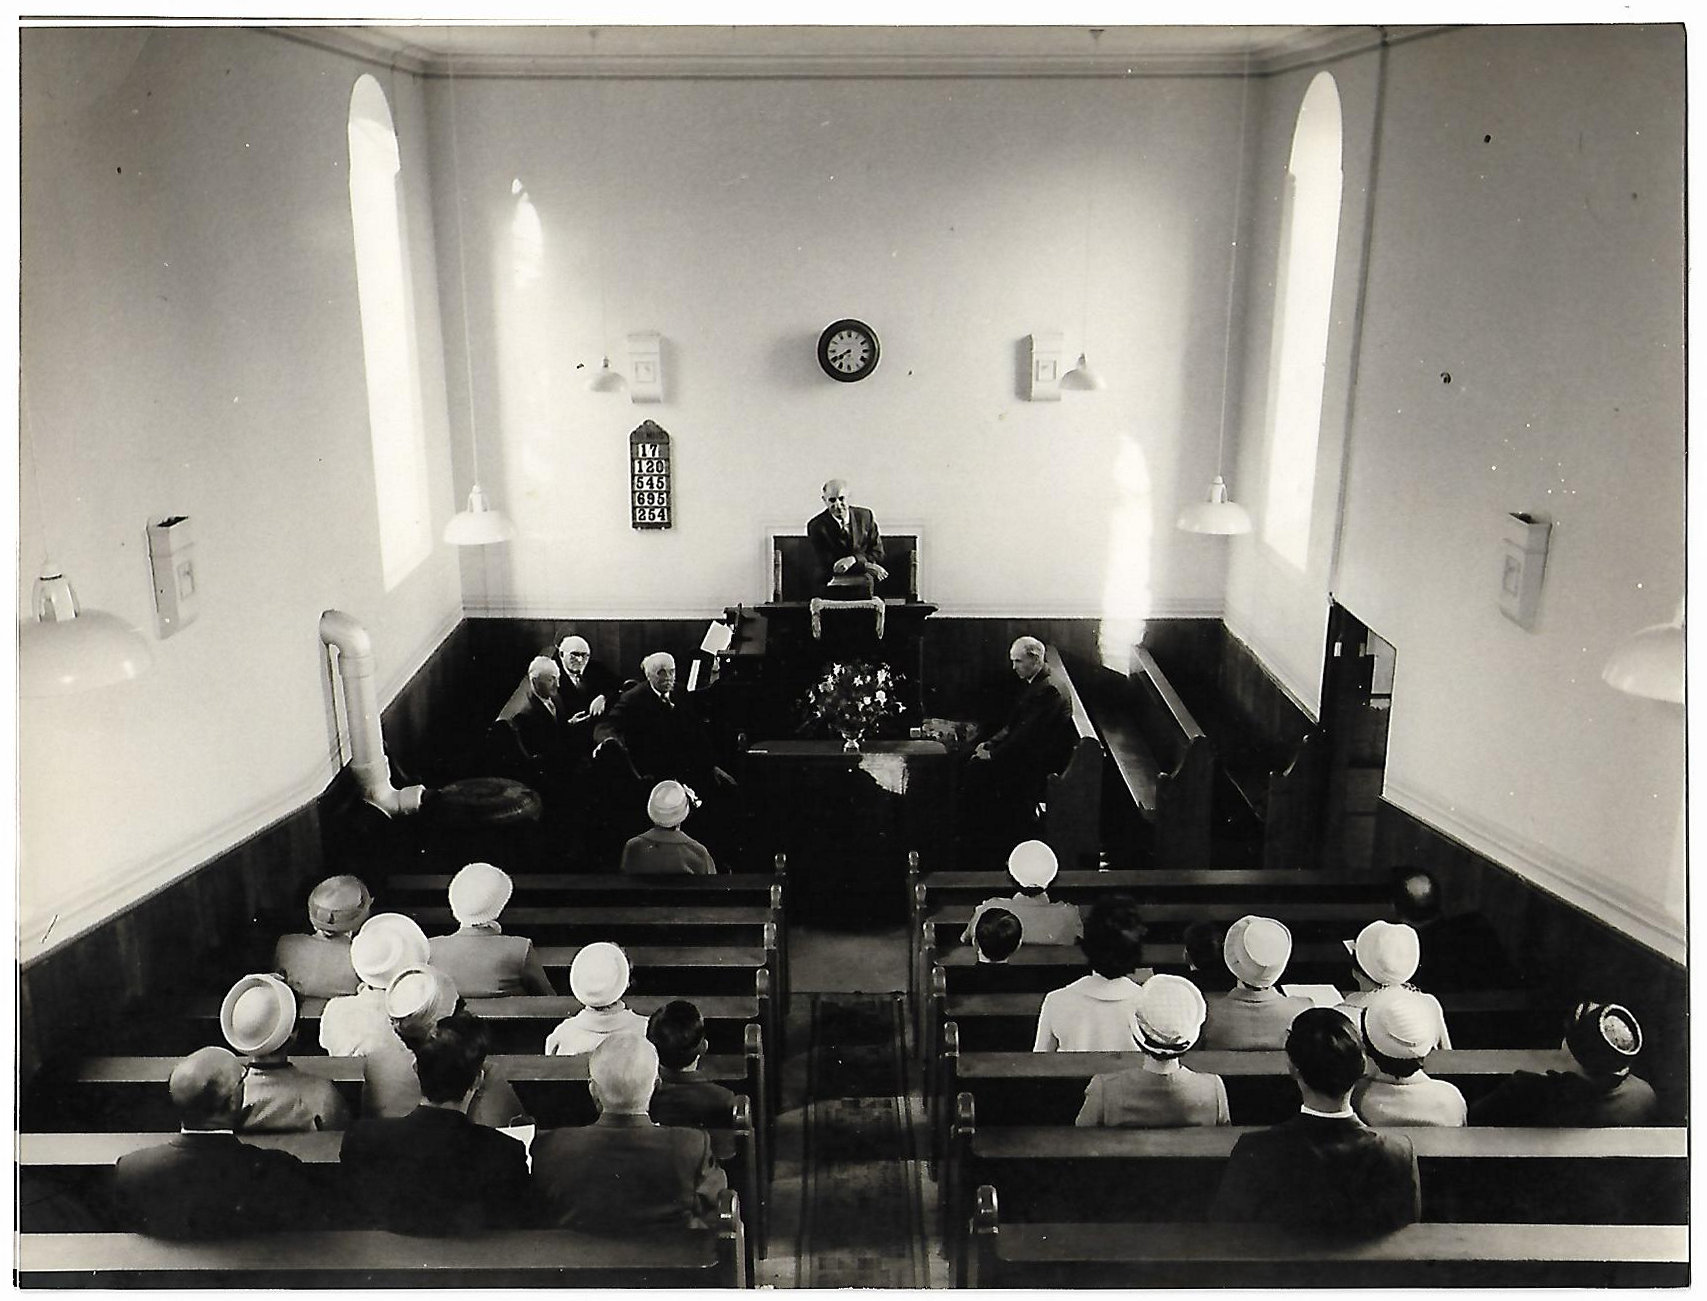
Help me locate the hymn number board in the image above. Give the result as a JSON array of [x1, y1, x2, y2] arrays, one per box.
[[629, 421, 673, 530]]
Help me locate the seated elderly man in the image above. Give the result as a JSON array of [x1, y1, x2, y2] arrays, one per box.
[[596, 652, 735, 790], [428, 862, 555, 996], [961, 636, 1078, 858], [533, 1032, 728, 1235], [553, 634, 621, 756], [114, 1046, 331, 1238], [220, 973, 350, 1132], [1351, 986, 1467, 1128], [1211, 1008, 1421, 1234], [506, 656, 569, 773], [274, 874, 371, 998], [341, 1016, 531, 1236]]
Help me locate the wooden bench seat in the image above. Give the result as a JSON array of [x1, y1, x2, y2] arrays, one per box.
[[1073, 649, 1214, 869], [385, 872, 784, 909], [27, 1033, 768, 1138], [926, 934, 1355, 991], [18, 1192, 748, 1287], [941, 1108, 1686, 1268], [404, 904, 776, 947], [965, 1189, 1686, 1288], [930, 975, 1566, 1052], [21, 1096, 768, 1254], [933, 1027, 1570, 1154], [923, 898, 1383, 947], [909, 866, 1388, 907], [1039, 647, 1104, 872], [166, 987, 767, 1057]]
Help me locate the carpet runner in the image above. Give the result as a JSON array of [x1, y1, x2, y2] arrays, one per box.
[[796, 993, 931, 1288]]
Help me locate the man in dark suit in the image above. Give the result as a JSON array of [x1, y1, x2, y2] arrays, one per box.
[[596, 652, 734, 792], [960, 635, 1077, 859], [533, 1031, 727, 1235], [1392, 868, 1523, 992], [554, 635, 622, 763], [1210, 1007, 1421, 1235], [505, 657, 568, 770], [646, 1000, 738, 1161], [339, 1017, 530, 1235], [113, 1046, 330, 1239], [806, 478, 887, 593]]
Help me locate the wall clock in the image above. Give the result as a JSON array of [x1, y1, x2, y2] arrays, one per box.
[[817, 318, 881, 382]]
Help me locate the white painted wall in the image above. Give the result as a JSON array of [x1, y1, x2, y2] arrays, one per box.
[[18, 29, 463, 954], [432, 75, 1248, 622], [1232, 27, 1686, 956]]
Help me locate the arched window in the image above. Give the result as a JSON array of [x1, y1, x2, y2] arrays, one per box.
[[1262, 72, 1343, 569], [348, 75, 430, 589]]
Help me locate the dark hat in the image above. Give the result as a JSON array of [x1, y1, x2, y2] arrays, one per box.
[[1564, 1001, 1642, 1075]]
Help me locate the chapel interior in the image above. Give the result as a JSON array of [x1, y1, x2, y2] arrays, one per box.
[[15, 21, 1688, 1288]]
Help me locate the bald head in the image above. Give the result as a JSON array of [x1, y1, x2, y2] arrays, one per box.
[[1392, 869, 1442, 924], [169, 1046, 246, 1128], [821, 479, 849, 523]]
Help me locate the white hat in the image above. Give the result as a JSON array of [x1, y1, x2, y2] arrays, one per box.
[[385, 965, 460, 1026], [648, 780, 693, 829], [1007, 840, 1058, 890], [350, 913, 431, 990], [449, 862, 513, 926], [1134, 974, 1207, 1056], [1350, 920, 1422, 987], [570, 942, 631, 1007], [307, 875, 372, 935], [1363, 985, 1441, 1060], [1224, 915, 1293, 988], [220, 974, 297, 1056]]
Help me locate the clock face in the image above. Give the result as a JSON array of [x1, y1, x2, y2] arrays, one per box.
[[817, 318, 881, 382]]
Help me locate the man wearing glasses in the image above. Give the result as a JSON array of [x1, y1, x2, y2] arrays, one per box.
[[806, 478, 888, 596], [553, 634, 622, 760]]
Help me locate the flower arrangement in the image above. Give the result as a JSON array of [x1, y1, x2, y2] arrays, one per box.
[[800, 659, 906, 750]]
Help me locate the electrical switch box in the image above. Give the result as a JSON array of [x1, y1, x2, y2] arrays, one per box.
[[147, 515, 200, 637]]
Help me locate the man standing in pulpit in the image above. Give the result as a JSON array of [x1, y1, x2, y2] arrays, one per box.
[[807, 478, 887, 596]]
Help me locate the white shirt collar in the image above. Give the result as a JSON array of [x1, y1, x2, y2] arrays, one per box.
[[1299, 1102, 1357, 1120]]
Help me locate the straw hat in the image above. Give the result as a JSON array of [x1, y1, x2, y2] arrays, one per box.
[[350, 913, 431, 990], [1007, 840, 1058, 890], [1362, 985, 1441, 1060], [449, 862, 513, 926], [307, 875, 372, 935], [647, 781, 693, 829], [220, 973, 297, 1056], [1224, 915, 1293, 988], [1134, 974, 1208, 1056], [1349, 920, 1422, 987]]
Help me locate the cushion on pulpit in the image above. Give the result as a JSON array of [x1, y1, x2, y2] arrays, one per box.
[[772, 533, 919, 601]]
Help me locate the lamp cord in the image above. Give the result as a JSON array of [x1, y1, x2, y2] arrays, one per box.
[[1213, 51, 1253, 477], [19, 375, 56, 572], [448, 59, 480, 486]]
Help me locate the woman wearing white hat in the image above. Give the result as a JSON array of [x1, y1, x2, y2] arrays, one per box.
[[1349, 986, 1467, 1127], [961, 840, 1083, 949], [545, 942, 649, 1055], [220, 973, 350, 1132], [427, 862, 555, 997], [318, 913, 430, 1057], [1076, 974, 1230, 1128], [1334, 919, 1453, 1050], [1200, 915, 1315, 1050], [619, 781, 716, 875], [361, 965, 527, 1127]]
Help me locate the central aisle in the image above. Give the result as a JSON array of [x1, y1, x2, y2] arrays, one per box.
[[760, 924, 950, 1288]]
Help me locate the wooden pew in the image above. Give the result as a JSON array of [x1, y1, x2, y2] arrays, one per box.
[[17, 1190, 749, 1287], [26, 1028, 770, 1144], [908, 865, 1388, 908], [940, 1099, 1685, 1271], [1039, 647, 1103, 873], [21, 1092, 770, 1257], [384, 870, 784, 909], [404, 904, 776, 948], [928, 972, 1567, 1052], [169, 984, 769, 1057], [932, 1024, 1571, 1159], [1073, 648, 1214, 870], [965, 1187, 1686, 1288], [921, 899, 1383, 951]]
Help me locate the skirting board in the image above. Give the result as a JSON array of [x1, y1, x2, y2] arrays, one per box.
[[1383, 777, 1685, 966]]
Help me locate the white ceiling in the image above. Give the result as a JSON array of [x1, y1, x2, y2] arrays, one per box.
[[292, 23, 1386, 78]]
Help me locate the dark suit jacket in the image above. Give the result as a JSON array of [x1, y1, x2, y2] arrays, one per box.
[[806, 505, 885, 584], [985, 666, 1076, 785], [533, 1112, 727, 1235], [1209, 1112, 1420, 1235], [1467, 1069, 1660, 1128], [113, 1131, 331, 1239], [506, 691, 568, 769], [651, 1071, 739, 1161], [340, 1104, 531, 1235], [1413, 911, 1522, 992], [596, 683, 717, 786], [555, 658, 622, 754]]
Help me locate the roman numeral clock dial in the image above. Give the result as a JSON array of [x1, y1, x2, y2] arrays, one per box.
[[816, 318, 881, 382]]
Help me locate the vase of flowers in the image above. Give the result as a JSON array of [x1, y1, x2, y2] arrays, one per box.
[[800, 660, 906, 751]]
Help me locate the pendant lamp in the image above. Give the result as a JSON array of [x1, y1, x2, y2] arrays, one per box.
[[1179, 51, 1254, 537], [1060, 354, 1107, 391], [1602, 603, 1684, 704], [442, 58, 517, 547], [588, 355, 626, 393]]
